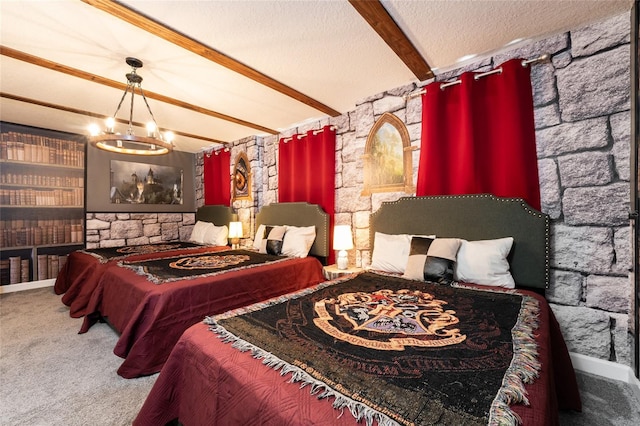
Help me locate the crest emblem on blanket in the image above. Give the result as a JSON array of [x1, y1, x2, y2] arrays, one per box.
[[170, 254, 250, 270], [313, 289, 466, 350]]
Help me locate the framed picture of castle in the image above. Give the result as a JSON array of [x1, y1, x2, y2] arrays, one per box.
[[110, 160, 183, 205]]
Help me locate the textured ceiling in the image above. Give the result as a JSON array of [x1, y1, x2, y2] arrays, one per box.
[[0, 0, 634, 153]]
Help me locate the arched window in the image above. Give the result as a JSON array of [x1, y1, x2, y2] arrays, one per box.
[[362, 112, 414, 195]]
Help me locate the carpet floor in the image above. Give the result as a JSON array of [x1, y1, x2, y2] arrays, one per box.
[[1, 286, 639, 425]]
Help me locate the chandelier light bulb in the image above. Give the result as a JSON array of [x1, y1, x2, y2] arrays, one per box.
[[88, 123, 101, 136], [105, 117, 115, 133], [164, 131, 175, 143], [146, 121, 156, 137]]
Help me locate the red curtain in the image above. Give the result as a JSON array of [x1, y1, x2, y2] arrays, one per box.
[[416, 58, 540, 210], [279, 125, 336, 262], [203, 149, 231, 206]]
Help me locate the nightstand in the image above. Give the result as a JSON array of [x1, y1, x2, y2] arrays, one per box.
[[323, 264, 364, 280]]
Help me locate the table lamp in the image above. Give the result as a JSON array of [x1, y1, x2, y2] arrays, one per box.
[[333, 225, 353, 270], [228, 221, 243, 249]]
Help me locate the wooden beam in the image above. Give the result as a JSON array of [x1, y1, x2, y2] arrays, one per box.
[[0, 46, 277, 135], [349, 0, 434, 81], [82, 0, 341, 117], [1, 92, 227, 145]]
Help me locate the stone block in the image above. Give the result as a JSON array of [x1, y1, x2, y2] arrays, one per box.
[[116, 213, 130, 220], [610, 112, 631, 181], [355, 227, 370, 250], [551, 304, 611, 360], [100, 239, 125, 248], [143, 223, 161, 237], [535, 117, 608, 158], [406, 95, 422, 125], [571, 13, 630, 57], [111, 220, 143, 239], [563, 183, 629, 226], [182, 213, 196, 225], [355, 102, 374, 138], [550, 224, 613, 274], [557, 151, 613, 187], [534, 103, 560, 129], [93, 213, 117, 222], [86, 219, 111, 231], [353, 211, 370, 229], [336, 187, 371, 213], [612, 226, 632, 275], [127, 236, 149, 246], [341, 132, 362, 164], [585, 275, 631, 313], [547, 269, 582, 306], [372, 96, 405, 115], [531, 62, 556, 106], [538, 158, 561, 219], [557, 45, 630, 122], [157, 213, 183, 223], [161, 223, 179, 241]]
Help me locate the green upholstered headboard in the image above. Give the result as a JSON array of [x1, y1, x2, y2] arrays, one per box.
[[195, 205, 234, 227], [369, 194, 550, 289], [256, 202, 329, 260]]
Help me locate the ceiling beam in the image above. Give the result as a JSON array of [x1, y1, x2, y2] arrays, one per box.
[[349, 0, 434, 81], [82, 0, 341, 117], [0, 46, 277, 135], [0, 92, 227, 145]]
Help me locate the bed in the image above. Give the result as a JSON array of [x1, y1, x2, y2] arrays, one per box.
[[134, 195, 582, 426], [54, 205, 235, 318], [79, 202, 329, 378]]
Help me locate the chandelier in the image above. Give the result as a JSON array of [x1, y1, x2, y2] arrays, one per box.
[[88, 57, 174, 155]]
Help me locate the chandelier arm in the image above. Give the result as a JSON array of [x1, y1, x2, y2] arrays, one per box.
[[112, 83, 133, 122], [138, 86, 161, 139], [127, 82, 137, 135]]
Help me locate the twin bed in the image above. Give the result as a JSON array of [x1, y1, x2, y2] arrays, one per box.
[[132, 195, 581, 425], [55, 202, 329, 378]]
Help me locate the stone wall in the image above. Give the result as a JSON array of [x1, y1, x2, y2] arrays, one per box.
[[220, 13, 634, 367], [85, 212, 196, 248]]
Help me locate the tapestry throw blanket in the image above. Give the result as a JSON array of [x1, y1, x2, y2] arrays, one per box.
[[80, 241, 205, 263], [120, 249, 287, 284], [207, 272, 540, 426]]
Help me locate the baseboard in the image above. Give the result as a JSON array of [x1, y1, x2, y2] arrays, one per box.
[[0, 278, 55, 294], [570, 352, 640, 402]]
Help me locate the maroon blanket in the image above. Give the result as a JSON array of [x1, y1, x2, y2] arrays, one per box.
[[81, 252, 324, 378], [134, 279, 581, 426], [55, 244, 229, 318]]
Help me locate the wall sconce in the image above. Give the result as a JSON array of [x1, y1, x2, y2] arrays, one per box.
[[228, 221, 243, 249], [333, 225, 354, 270]]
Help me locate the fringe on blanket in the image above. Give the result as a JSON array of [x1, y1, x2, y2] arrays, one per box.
[[204, 316, 400, 426], [488, 296, 541, 426]]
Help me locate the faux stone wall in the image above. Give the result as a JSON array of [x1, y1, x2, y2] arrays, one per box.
[[229, 12, 634, 367], [85, 212, 196, 248]]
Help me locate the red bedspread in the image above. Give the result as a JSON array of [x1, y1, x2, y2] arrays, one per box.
[[54, 245, 229, 317], [81, 254, 324, 378], [134, 284, 581, 426]]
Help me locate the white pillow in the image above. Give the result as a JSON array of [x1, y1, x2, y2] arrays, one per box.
[[203, 224, 229, 246], [252, 224, 266, 250], [454, 237, 515, 288], [259, 226, 287, 255], [281, 226, 316, 258], [369, 233, 412, 273], [190, 221, 214, 244]]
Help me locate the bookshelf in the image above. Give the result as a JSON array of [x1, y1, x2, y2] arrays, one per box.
[[0, 122, 86, 287]]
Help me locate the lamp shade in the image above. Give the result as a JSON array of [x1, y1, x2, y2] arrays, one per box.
[[228, 222, 244, 239], [333, 225, 354, 251]]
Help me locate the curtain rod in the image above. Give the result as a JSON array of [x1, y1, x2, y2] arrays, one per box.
[[282, 125, 337, 143], [203, 145, 230, 156], [405, 53, 550, 99]]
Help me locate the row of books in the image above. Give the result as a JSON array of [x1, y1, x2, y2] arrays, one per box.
[[0, 188, 84, 206], [0, 254, 68, 285], [0, 223, 84, 248], [0, 172, 84, 188], [0, 131, 84, 167]]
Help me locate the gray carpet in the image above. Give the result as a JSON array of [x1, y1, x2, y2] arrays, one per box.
[[0, 287, 156, 426], [1, 286, 639, 425]]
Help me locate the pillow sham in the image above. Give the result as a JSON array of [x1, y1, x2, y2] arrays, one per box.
[[369, 232, 412, 273], [252, 224, 266, 250], [454, 237, 515, 288], [202, 224, 229, 246], [281, 225, 316, 258], [403, 236, 461, 284], [259, 225, 286, 255], [190, 221, 214, 244], [369, 232, 436, 274]]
